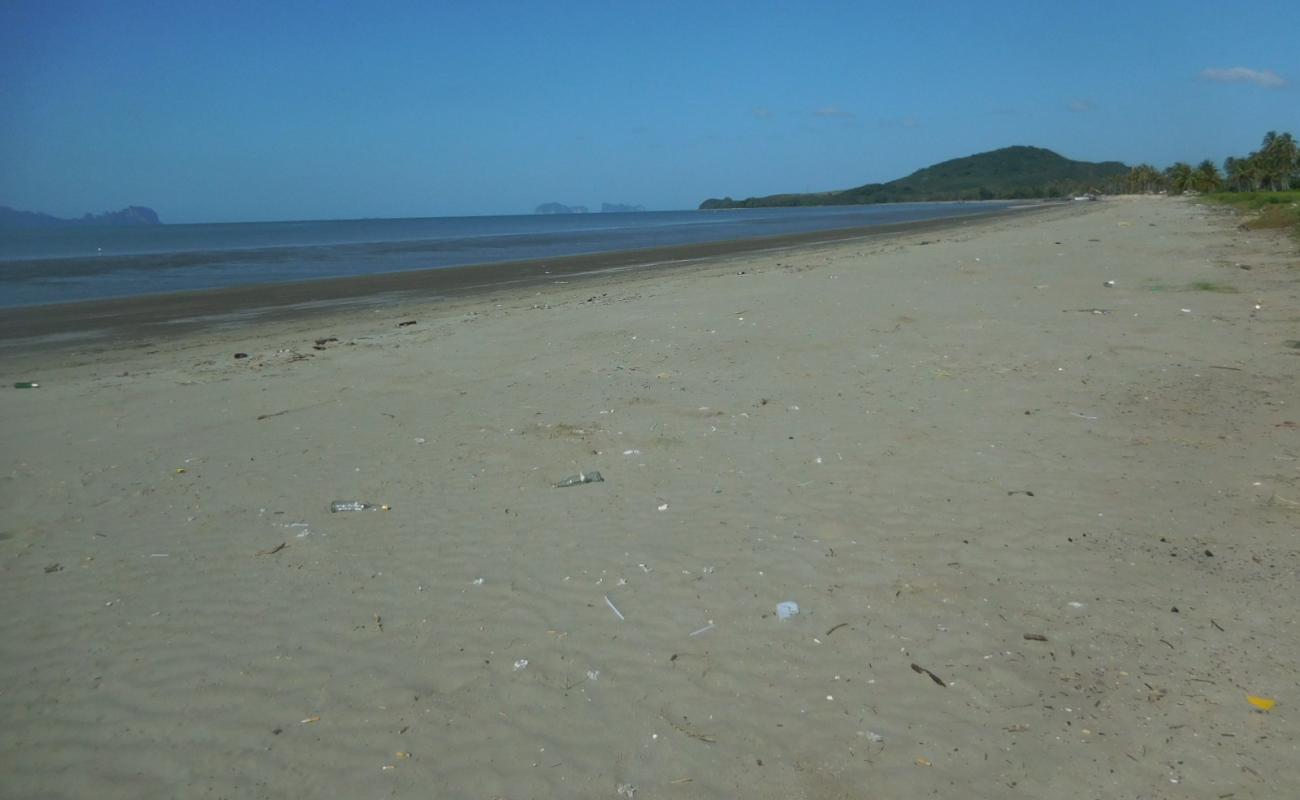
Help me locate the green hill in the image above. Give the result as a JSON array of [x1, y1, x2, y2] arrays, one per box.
[[699, 146, 1129, 209]]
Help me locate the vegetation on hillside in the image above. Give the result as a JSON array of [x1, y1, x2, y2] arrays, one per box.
[[699, 146, 1128, 209], [699, 132, 1299, 217]]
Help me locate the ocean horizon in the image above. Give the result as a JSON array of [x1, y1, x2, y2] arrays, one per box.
[[0, 202, 1018, 308]]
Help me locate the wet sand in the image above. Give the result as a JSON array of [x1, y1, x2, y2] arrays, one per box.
[[1, 197, 1297, 799]]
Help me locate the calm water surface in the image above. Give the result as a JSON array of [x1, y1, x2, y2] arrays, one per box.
[[0, 203, 1016, 308]]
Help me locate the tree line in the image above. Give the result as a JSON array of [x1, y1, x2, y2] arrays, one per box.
[[1112, 131, 1298, 195]]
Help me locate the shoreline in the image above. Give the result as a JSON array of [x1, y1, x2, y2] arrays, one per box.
[[0, 203, 1048, 349]]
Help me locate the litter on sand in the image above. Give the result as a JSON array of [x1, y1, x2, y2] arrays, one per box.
[[604, 594, 625, 621], [911, 662, 947, 687], [330, 501, 390, 512], [554, 471, 604, 488]]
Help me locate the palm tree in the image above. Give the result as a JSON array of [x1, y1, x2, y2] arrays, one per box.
[[1214, 130, 1298, 194], [1259, 133, 1279, 190], [1193, 160, 1222, 192], [1265, 132, 1297, 190], [1127, 164, 1164, 194], [1253, 131, 1298, 190], [1164, 162, 1194, 194], [1244, 153, 1265, 191], [1231, 151, 1265, 192], [1223, 157, 1246, 191]]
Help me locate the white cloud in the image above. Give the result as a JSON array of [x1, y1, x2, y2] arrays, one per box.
[[812, 105, 855, 119], [1068, 99, 1095, 113], [1200, 67, 1286, 87]]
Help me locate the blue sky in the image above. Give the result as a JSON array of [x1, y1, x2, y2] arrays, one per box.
[[2, 1, 1297, 223]]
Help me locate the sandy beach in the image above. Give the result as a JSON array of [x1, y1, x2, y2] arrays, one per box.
[[2, 197, 1297, 798]]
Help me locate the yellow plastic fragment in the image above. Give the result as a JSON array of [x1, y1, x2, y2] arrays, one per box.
[[1247, 695, 1276, 711]]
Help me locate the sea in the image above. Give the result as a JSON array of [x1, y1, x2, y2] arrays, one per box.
[[0, 202, 1017, 308]]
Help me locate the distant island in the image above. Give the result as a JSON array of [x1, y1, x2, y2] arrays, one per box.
[[534, 202, 646, 214], [699, 146, 1130, 208], [0, 205, 162, 229], [535, 202, 588, 214]]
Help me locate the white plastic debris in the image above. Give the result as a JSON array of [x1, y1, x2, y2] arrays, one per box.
[[604, 594, 625, 621], [689, 622, 716, 637], [776, 601, 800, 620]]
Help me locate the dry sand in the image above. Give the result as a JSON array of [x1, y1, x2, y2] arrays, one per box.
[[2, 197, 1297, 799]]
